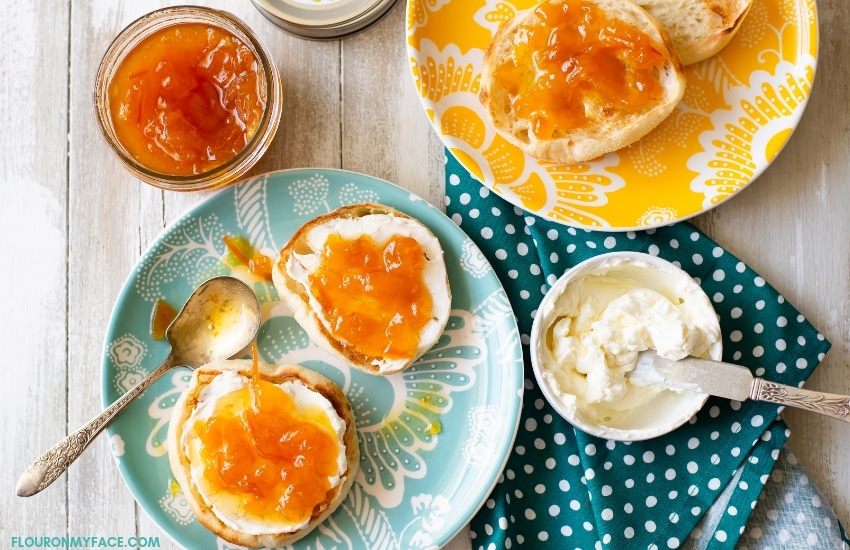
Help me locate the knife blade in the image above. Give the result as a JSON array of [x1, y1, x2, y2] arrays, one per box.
[[627, 350, 850, 423], [628, 350, 754, 401]]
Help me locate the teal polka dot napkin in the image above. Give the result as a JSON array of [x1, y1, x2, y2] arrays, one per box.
[[442, 151, 836, 549]]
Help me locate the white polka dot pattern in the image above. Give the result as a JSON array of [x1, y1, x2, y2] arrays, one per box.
[[443, 153, 840, 549]]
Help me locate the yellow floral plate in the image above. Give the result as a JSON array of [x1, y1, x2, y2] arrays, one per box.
[[406, 0, 817, 230]]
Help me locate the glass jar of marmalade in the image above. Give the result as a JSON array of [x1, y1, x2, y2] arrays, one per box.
[[94, 7, 282, 191]]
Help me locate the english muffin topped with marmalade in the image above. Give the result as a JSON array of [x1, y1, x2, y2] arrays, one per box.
[[167, 352, 358, 548], [479, 0, 687, 164], [273, 203, 451, 376]]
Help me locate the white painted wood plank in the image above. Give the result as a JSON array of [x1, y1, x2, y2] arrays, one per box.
[[692, 0, 850, 531], [64, 0, 155, 541], [341, 3, 443, 205], [0, 0, 70, 541]]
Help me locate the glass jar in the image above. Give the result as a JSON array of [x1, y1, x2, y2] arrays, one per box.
[[94, 6, 283, 191]]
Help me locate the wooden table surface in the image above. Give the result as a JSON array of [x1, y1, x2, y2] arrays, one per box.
[[2, 1, 847, 548]]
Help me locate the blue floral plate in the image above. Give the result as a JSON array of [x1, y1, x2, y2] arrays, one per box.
[[102, 169, 524, 549]]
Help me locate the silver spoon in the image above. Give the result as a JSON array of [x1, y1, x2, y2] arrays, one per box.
[[16, 276, 261, 497]]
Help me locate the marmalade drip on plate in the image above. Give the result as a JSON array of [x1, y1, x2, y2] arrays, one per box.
[[493, 0, 666, 139], [309, 234, 433, 360], [194, 350, 341, 524], [149, 299, 177, 340], [107, 23, 266, 175]]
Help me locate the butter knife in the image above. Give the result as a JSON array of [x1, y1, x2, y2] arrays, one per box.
[[628, 350, 850, 423]]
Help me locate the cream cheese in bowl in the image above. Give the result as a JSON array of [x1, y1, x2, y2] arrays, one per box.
[[530, 252, 722, 441]]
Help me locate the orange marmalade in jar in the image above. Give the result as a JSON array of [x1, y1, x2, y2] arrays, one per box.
[[95, 7, 282, 190], [493, 0, 667, 139]]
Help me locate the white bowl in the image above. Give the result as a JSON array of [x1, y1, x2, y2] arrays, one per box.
[[530, 251, 723, 441]]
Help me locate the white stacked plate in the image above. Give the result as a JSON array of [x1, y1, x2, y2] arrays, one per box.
[[251, 0, 398, 39]]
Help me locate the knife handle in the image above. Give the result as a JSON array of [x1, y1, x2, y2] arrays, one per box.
[[751, 379, 850, 423]]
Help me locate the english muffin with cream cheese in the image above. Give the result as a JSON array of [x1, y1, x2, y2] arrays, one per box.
[[167, 356, 358, 548], [272, 203, 451, 376]]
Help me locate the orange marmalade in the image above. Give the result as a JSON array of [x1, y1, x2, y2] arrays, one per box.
[[195, 352, 341, 524], [149, 299, 177, 340], [222, 234, 275, 281], [107, 23, 266, 175], [309, 234, 433, 360], [493, 0, 666, 139]]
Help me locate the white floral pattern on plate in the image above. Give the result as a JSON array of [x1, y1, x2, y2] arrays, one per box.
[[407, 0, 818, 229], [102, 169, 523, 549]]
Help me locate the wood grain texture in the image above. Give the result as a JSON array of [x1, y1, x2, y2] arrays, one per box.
[[65, 0, 159, 541], [691, 0, 850, 531], [0, 0, 70, 542], [341, 2, 441, 203], [1, 0, 846, 548]]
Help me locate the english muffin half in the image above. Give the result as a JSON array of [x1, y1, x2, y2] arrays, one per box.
[[168, 358, 359, 548], [635, 0, 754, 65], [479, 0, 686, 164], [273, 203, 452, 376]]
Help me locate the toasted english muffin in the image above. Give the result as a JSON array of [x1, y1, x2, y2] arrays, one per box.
[[479, 0, 686, 165], [273, 203, 451, 376], [635, 0, 753, 65], [167, 358, 359, 548]]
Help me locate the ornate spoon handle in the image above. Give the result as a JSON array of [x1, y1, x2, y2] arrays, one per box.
[[16, 358, 177, 497], [751, 378, 850, 423]]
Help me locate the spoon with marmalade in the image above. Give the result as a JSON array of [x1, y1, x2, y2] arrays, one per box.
[[16, 276, 261, 497]]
